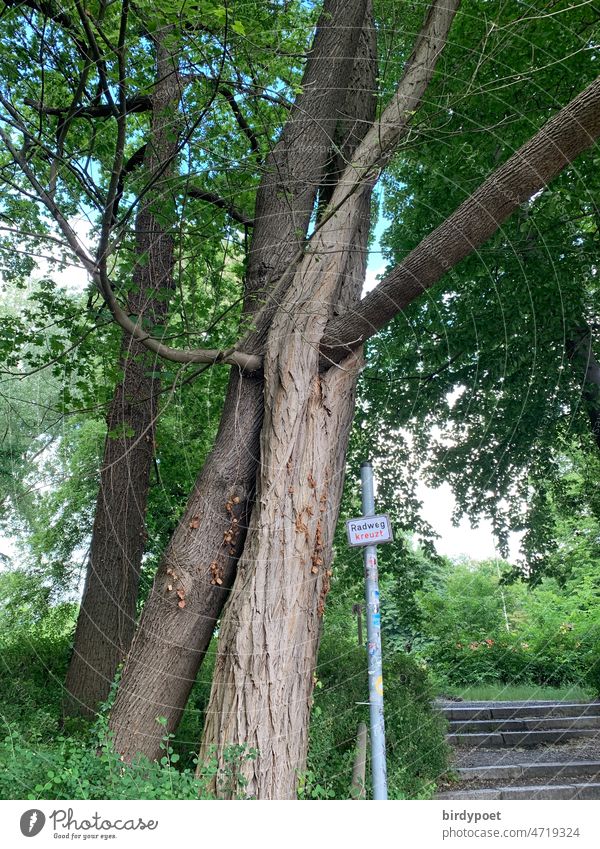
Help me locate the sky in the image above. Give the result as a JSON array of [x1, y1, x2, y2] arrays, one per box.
[[416, 480, 523, 563]]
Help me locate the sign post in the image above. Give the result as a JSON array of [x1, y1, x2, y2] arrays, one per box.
[[346, 461, 390, 800]]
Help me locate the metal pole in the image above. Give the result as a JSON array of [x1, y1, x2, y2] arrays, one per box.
[[360, 460, 388, 800]]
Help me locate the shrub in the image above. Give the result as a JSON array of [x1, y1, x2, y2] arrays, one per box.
[[0, 723, 255, 800], [416, 559, 600, 691], [305, 631, 449, 799], [0, 612, 249, 800]]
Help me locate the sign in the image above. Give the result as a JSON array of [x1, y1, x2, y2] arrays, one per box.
[[346, 514, 393, 546]]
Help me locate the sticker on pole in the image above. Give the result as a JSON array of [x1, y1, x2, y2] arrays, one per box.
[[346, 514, 393, 546]]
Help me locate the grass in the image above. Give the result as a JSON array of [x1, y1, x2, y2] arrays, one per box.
[[442, 683, 595, 702]]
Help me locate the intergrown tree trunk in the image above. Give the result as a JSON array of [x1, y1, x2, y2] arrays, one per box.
[[196, 0, 472, 798], [199, 195, 374, 800], [108, 0, 370, 759], [63, 37, 181, 716], [102, 1, 600, 796], [197, 8, 380, 799]]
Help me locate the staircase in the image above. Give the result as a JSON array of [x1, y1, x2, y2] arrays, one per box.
[[436, 700, 600, 799]]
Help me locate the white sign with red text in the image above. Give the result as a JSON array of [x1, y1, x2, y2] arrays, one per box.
[[346, 514, 393, 546]]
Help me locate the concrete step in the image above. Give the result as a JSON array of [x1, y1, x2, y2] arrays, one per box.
[[455, 760, 600, 782], [449, 715, 600, 734], [437, 782, 600, 800], [440, 701, 600, 722], [447, 728, 600, 748]]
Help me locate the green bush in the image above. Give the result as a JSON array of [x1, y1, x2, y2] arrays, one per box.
[[416, 559, 600, 691], [305, 631, 449, 799], [0, 610, 250, 800], [0, 605, 75, 741], [0, 721, 257, 800], [1, 731, 205, 800]]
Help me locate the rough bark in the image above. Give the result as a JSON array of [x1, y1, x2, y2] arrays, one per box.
[[108, 0, 370, 760], [196, 0, 467, 799], [63, 38, 181, 717], [199, 180, 373, 801]]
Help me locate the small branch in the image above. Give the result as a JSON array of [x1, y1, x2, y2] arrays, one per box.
[[97, 0, 129, 266], [181, 72, 292, 109], [49, 63, 93, 196], [73, 0, 117, 116], [114, 47, 228, 234], [2, 0, 89, 57], [187, 187, 253, 226], [365, 351, 463, 384], [110, 143, 147, 224], [220, 87, 261, 157], [0, 123, 97, 272]]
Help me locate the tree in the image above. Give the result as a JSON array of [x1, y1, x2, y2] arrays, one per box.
[[1, 0, 296, 715], [2, 0, 600, 798], [63, 29, 183, 717], [361, 0, 600, 575]]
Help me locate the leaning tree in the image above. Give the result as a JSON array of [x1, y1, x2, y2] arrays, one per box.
[[358, 0, 600, 582], [2, 0, 600, 798]]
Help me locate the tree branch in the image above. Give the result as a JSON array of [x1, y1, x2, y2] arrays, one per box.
[[72, 0, 117, 117], [0, 114, 260, 373], [220, 86, 261, 157], [245, 0, 460, 347], [0, 90, 105, 208], [327, 0, 462, 203], [110, 143, 147, 224], [24, 94, 153, 119], [2, 0, 89, 57], [186, 187, 253, 226], [321, 74, 600, 365], [94, 270, 261, 372]]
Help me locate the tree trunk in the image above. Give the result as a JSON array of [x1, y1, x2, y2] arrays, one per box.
[[197, 7, 379, 795], [108, 0, 370, 760], [63, 37, 181, 717], [196, 0, 468, 797]]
